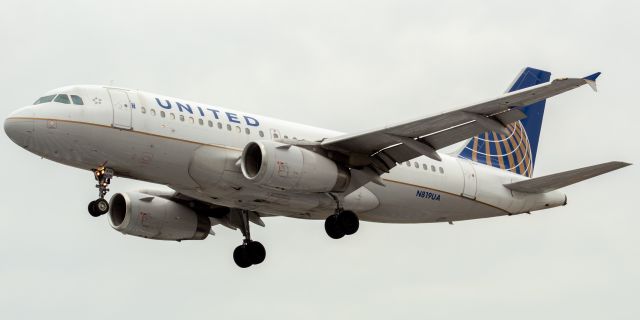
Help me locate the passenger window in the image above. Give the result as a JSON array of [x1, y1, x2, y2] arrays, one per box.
[[284, 135, 289, 139], [198, 118, 204, 126], [160, 111, 166, 118], [150, 109, 156, 116], [406, 162, 411, 167], [54, 94, 71, 104], [414, 162, 419, 168], [245, 128, 250, 135], [259, 130, 264, 137], [189, 117, 194, 124], [235, 126, 241, 133], [141, 107, 147, 114], [208, 120, 213, 127], [431, 165, 436, 172], [179, 115, 185, 122], [170, 113, 175, 120], [423, 164, 428, 170], [439, 167, 444, 174], [70, 95, 84, 105], [273, 133, 279, 139], [227, 124, 232, 131], [34, 95, 56, 105], [217, 122, 223, 129]]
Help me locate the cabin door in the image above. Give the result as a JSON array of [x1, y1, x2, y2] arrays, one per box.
[[109, 89, 133, 130], [459, 160, 477, 199]]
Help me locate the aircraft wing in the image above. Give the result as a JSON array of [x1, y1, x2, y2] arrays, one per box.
[[321, 73, 600, 171]]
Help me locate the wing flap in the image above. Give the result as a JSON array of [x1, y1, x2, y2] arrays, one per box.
[[503, 161, 631, 193]]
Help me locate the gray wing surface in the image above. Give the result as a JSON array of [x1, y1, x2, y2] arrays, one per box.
[[503, 161, 631, 193], [321, 76, 597, 168]]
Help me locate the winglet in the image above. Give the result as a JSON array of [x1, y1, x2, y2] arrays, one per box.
[[583, 72, 601, 92], [583, 72, 601, 81]]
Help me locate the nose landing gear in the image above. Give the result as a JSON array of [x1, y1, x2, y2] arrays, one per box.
[[88, 167, 114, 217]]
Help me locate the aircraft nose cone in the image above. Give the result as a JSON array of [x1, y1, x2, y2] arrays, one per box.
[[4, 116, 35, 148]]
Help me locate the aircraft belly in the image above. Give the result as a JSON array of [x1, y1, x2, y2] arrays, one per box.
[[176, 187, 337, 219], [360, 178, 507, 223], [31, 119, 199, 188]]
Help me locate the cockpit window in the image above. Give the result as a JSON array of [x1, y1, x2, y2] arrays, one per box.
[[70, 95, 84, 105], [34, 95, 56, 105], [54, 94, 71, 104]]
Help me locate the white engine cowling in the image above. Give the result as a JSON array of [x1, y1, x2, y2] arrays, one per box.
[[240, 140, 350, 192], [108, 192, 211, 241]]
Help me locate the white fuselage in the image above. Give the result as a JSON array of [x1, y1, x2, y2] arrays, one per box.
[[5, 85, 567, 223]]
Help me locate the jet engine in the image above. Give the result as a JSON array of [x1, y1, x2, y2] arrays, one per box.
[[108, 192, 211, 241], [240, 140, 350, 192]]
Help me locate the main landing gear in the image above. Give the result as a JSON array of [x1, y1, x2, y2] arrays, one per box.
[[324, 195, 360, 239], [88, 167, 114, 217], [324, 210, 359, 239], [233, 210, 266, 268]]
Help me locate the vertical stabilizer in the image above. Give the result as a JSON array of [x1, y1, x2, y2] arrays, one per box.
[[458, 67, 551, 177]]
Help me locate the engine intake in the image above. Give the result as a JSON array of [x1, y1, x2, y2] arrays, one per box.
[[109, 192, 211, 241], [240, 140, 350, 192]]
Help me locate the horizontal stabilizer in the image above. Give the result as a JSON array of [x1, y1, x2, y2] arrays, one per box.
[[504, 161, 631, 193]]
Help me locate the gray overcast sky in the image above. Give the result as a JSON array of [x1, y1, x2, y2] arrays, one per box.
[[1, 1, 638, 319]]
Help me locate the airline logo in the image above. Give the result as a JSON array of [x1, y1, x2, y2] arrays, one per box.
[[459, 122, 534, 177], [152, 97, 261, 127]]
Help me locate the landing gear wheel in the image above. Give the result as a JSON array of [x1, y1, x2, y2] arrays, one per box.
[[247, 241, 266, 265], [325, 214, 346, 239], [95, 198, 109, 215], [88, 201, 101, 217], [338, 210, 359, 235], [88, 199, 109, 217], [233, 245, 252, 268], [325, 194, 360, 238]]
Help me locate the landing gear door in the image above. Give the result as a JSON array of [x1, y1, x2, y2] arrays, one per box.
[[108, 89, 132, 130], [458, 159, 477, 199]]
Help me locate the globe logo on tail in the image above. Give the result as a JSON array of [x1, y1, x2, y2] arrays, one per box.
[[458, 67, 551, 177], [461, 121, 533, 177]]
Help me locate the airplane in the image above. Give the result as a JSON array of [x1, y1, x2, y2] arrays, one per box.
[[4, 67, 630, 268]]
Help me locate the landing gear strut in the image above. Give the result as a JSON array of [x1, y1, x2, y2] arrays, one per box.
[[233, 210, 266, 268], [324, 194, 360, 239], [88, 167, 113, 217]]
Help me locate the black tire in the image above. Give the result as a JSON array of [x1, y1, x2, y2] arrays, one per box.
[[247, 241, 266, 265], [324, 214, 345, 239], [95, 198, 109, 215], [88, 201, 101, 217], [338, 210, 359, 235], [233, 245, 252, 268]]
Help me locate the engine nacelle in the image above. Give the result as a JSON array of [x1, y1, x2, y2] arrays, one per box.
[[108, 192, 211, 241], [240, 140, 350, 192]]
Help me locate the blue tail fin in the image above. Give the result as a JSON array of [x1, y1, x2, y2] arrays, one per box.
[[458, 67, 551, 177]]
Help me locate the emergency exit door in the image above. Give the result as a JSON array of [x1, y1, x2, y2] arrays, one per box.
[[459, 160, 477, 199]]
